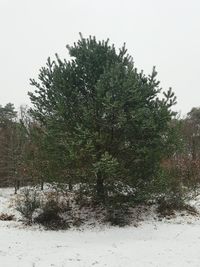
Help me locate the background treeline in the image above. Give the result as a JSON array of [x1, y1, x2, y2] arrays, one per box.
[[1, 36, 200, 211], [1, 103, 200, 198]]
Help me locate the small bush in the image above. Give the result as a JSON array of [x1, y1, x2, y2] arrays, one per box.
[[105, 201, 130, 227], [150, 167, 187, 203], [15, 188, 40, 223], [157, 197, 183, 216], [34, 197, 69, 230], [0, 213, 15, 221], [157, 196, 197, 217]]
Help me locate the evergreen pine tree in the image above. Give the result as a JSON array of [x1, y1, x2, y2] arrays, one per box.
[[29, 34, 177, 202]]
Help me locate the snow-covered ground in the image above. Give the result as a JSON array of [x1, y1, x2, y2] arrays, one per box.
[[1, 187, 200, 267]]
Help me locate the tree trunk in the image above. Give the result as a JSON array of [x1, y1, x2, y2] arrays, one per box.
[[40, 180, 44, 190], [96, 172, 105, 202], [14, 180, 20, 194], [69, 179, 73, 191]]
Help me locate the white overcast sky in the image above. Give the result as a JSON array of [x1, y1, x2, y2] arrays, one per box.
[[0, 0, 199, 115]]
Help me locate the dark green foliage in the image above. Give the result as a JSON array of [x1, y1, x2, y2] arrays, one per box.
[[15, 188, 40, 223], [28, 34, 177, 202], [105, 201, 130, 226], [34, 198, 69, 230], [0, 103, 24, 187], [183, 107, 200, 160], [0, 103, 17, 126], [152, 167, 185, 201]]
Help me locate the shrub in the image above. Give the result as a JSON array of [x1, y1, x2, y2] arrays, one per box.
[[34, 196, 70, 230], [0, 213, 15, 221], [105, 201, 130, 226], [150, 167, 198, 216], [157, 196, 197, 217], [15, 188, 40, 223]]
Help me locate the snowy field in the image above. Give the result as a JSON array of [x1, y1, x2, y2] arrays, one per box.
[[1, 188, 200, 267], [1, 222, 200, 267]]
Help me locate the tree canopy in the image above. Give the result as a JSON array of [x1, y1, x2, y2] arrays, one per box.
[[28, 35, 177, 201]]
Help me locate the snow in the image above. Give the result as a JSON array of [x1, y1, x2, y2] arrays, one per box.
[[1, 187, 200, 266], [1, 222, 200, 266]]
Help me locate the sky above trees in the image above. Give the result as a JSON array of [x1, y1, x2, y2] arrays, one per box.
[[0, 0, 200, 115]]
